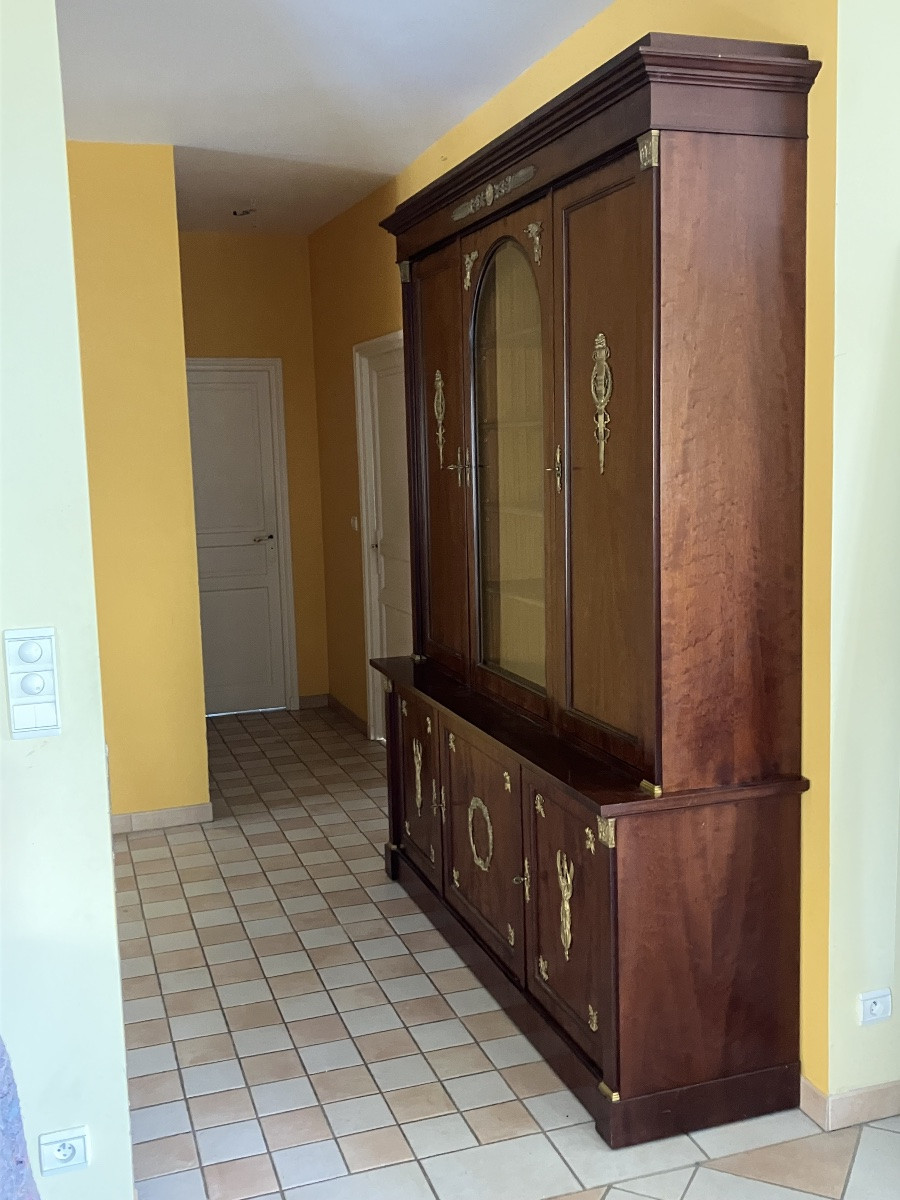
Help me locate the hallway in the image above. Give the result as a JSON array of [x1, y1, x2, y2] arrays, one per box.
[[116, 709, 899, 1200]]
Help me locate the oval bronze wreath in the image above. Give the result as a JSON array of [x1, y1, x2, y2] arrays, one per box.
[[467, 796, 494, 872]]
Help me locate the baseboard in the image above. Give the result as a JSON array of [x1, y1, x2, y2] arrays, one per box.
[[327, 694, 368, 735], [801, 1074, 900, 1129], [112, 802, 213, 834], [294, 693, 329, 709]]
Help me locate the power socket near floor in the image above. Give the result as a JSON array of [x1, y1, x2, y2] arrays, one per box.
[[859, 988, 892, 1025]]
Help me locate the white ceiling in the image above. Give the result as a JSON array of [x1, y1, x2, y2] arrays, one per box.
[[55, 0, 613, 233]]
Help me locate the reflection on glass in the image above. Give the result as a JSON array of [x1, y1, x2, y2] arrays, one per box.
[[474, 239, 545, 689]]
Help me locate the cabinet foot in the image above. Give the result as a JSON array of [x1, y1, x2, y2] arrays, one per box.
[[384, 842, 400, 880]]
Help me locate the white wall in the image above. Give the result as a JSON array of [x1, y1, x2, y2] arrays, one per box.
[[829, 0, 900, 1093], [0, 1, 134, 1195]]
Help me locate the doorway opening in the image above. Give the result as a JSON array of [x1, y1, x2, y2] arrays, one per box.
[[353, 332, 412, 741]]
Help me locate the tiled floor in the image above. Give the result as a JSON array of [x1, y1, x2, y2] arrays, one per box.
[[116, 707, 900, 1200]]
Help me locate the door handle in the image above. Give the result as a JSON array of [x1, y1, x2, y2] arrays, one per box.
[[253, 534, 274, 542]]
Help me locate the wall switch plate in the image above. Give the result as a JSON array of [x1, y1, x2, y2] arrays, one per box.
[[4, 626, 61, 738], [859, 988, 892, 1025], [38, 1127, 89, 1174]]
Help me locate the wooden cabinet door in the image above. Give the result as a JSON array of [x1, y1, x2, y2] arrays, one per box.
[[553, 152, 657, 778], [397, 690, 442, 886], [461, 201, 556, 722], [414, 243, 470, 675], [441, 720, 525, 979], [524, 771, 617, 1086]]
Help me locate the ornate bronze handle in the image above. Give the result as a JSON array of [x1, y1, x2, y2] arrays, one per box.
[[557, 849, 575, 961], [545, 445, 562, 493], [446, 446, 464, 488], [591, 333, 613, 473], [433, 370, 446, 467], [513, 858, 531, 903], [412, 738, 423, 816]]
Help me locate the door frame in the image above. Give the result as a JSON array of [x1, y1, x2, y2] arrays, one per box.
[[186, 356, 300, 711], [353, 330, 405, 742]]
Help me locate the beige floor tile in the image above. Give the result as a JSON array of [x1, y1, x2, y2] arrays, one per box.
[[369, 955, 423, 981], [426, 1044, 493, 1079], [309, 943, 362, 968], [355, 1028, 419, 1062], [176, 1033, 236, 1068], [242, 1048, 306, 1085], [430, 966, 480, 993], [189, 1087, 256, 1129], [386, 1082, 456, 1123], [311, 1064, 378, 1103], [463, 1010, 519, 1040], [204, 1152, 279, 1200], [392, 994, 455, 1027], [501, 1062, 565, 1099], [164, 987, 220, 1017], [225, 1001, 283, 1031], [253, 933, 303, 957], [132, 1131, 199, 1180], [331, 982, 387, 1012], [123, 975, 162, 1000], [262, 1106, 331, 1151], [156, 948, 207, 972], [707, 1126, 861, 1198], [465, 1099, 541, 1144], [290, 1014, 349, 1047], [340, 1125, 414, 1172], [129, 1070, 184, 1109], [402, 930, 449, 953], [269, 970, 323, 999], [211, 960, 265, 986], [125, 1019, 171, 1049]]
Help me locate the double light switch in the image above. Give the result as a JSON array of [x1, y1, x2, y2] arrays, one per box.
[[4, 627, 61, 738]]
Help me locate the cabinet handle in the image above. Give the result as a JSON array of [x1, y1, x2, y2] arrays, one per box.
[[545, 445, 562, 493], [465, 446, 471, 487], [591, 333, 613, 473], [557, 850, 575, 962], [513, 857, 531, 903], [412, 738, 423, 816], [434, 370, 446, 467], [432, 780, 446, 823], [446, 446, 464, 487]]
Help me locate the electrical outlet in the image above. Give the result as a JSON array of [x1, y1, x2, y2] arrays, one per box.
[[38, 1127, 89, 1174], [859, 988, 892, 1026]]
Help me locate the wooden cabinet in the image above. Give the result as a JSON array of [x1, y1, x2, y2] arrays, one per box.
[[441, 719, 525, 979], [377, 33, 819, 1149], [397, 689, 441, 885]]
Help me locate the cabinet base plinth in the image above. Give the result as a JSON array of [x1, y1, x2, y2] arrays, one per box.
[[388, 846, 799, 1149]]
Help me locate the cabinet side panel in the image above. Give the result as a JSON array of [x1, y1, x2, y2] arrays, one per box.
[[658, 131, 805, 790], [615, 797, 800, 1098]]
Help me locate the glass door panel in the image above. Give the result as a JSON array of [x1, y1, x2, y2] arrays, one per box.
[[473, 240, 545, 690]]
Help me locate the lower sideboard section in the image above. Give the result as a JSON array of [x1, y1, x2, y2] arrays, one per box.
[[380, 671, 803, 1149], [387, 845, 800, 1148]]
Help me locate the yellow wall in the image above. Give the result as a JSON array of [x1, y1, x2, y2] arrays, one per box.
[[309, 0, 837, 1091], [68, 142, 209, 817], [179, 232, 329, 699]]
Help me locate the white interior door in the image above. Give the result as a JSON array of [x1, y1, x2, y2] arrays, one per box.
[[187, 360, 296, 715], [355, 333, 413, 741]]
